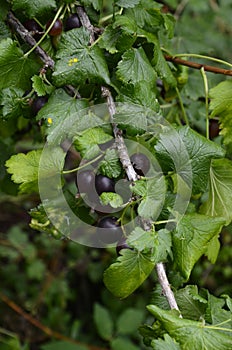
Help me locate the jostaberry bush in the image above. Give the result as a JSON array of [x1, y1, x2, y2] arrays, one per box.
[[2, 1, 232, 349]]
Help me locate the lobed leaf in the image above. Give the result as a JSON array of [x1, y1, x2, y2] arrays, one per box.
[[12, 0, 56, 19], [147, 304, 232, 350], [116, 47, 156, 86], [173, 213, 226, 280], [154, 126, 225, 194], [53, 28, 110, 86], [200, 158, 232, 225], [103, 249, 155, 298], [0, 38, 40, 91]]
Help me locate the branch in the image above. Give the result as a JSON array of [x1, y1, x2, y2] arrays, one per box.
[[156, 263, 181, 313], [77, 4, 181, 314], [0, 292, 109, 350], [76, 6, 95, 44], [165, 55, 232, 76], [7, 11, 81, 99], [101, 86, 181, 314], [101, 86, 138, 182], [7, 11, 54, 70]]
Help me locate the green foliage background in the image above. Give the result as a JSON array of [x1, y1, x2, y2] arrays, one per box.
[[0, 1, 232, 349]]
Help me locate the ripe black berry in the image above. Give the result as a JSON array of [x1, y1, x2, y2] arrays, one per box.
[[130, 153, 150, 176], [209, 119, 220, 139], [96, 216, 123, 244], [65, 14, 81, 31], [31, 96, 48, 116], [76, 170, 95, 193], [95, 174, 115, 195], [24, 19, 43, 40], [46, 19, 63, 36]]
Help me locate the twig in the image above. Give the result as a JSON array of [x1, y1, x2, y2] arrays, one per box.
[[76, 6, 95, 44], [7, 11, 82, 99], [165, 55, 232, 76], [101, 87, 138, 182], [77, 4, 181, 314], [0, 292, 108, 350], [7, 11, 54, 70], [156, 263, 181, 313], [101, 86, 181, 314]]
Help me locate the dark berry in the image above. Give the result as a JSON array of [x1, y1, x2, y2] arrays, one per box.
[[76, 170, 95, 193], [23, 19, 43, 40], [95, 174, 115, 195], [209, 119, 220, 139], [116, 238, 132, 256], [31, 96, 48, 116], [65, 14, 81, 31], [130, 153, 150, 176], [96, 216, 123, 244], [46, 19, 63, 36]]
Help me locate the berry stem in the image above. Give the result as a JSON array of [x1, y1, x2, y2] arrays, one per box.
[[24, 5, 64, 58], [62, 154, 104, 174], [200, 67, 210, 139], [7, 11, 54, 69]]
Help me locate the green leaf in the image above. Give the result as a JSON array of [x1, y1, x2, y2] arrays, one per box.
[[73, 127, 112, 159], [36, 89, 89, 143], [115, 0, 140, 8], [204, 235, 220, 264], [5, 149, 42, 193], [147, 304, 232, 350], [0, 38, 40, 91], [100, 192, 123, 208], [27, 259, 46, 280], [8, 226, 36, 260], [116, 308, 144, 335], [117, 81, 159, 112], [80, 0, 102, 11], [31, 75, 55, 96], [127, 227, 157, 253], [125, 0, 164, 29], [154, 126, 225, 194], [113, 102, 160, 136], [156, 229, 172, 262], [0, 87, 29, 120], [151, 334, 181, 350], [173, 213, 226, 279], [209, 80, 232, 148], [29, 204, 63, 239], [200, 158, 232, 225], [5, 147, 65, 194], [175, 285, 207, 321], [40, 341, 88, 350], [111, 337, 140, 350], [152, 42, 177, 87], [93, 303, 114, 341], [53, 28, 110, 86], [12, 0, 56, 19], [99, 23, 136, 53], [99, 148, 122, 178], [131, 176, 166, 220], [103, 249, 154, 298], [205, 293, 232, 330], [116, 47, 156, 86]]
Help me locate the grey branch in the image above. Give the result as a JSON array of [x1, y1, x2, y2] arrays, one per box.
[[101, 86, 138, 182], [76, 6, 95, 44], [7, 11, 55, 70], [74, 5, 182, 315], [156, 263, 182, 314]]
